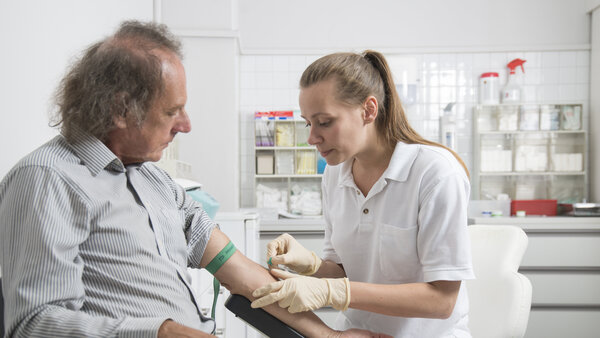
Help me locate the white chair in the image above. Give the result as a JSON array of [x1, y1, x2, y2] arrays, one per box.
[[466, 225, 532, 338]]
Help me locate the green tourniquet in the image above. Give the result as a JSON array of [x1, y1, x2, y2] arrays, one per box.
[[206, 241, 236, 319], [268, 257, 273, 266]]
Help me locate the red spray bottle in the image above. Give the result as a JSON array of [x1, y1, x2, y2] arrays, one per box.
[[501, 58, 526, 103]]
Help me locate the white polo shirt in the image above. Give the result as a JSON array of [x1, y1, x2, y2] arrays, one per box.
[[322, 142, 475, 337]]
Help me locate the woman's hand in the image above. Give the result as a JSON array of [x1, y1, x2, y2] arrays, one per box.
[[251, 269, 350, 313], [267, 233, 322, 275]]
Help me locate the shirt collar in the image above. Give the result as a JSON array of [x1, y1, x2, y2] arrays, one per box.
[[68, 128, 125, 175], [382, 142, 420, 182], [336, 142, 420, 187]]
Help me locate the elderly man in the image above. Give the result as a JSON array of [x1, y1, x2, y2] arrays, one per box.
[[0, 21, 387, 338]]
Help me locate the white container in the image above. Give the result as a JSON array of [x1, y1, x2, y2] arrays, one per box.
[[519, 104, 539, 131], [479, 72, 500, 104]]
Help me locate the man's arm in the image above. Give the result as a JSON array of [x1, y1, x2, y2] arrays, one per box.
[[200, 228, 340, 338]]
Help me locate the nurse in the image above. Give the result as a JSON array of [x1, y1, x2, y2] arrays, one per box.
[[251, 50, 475, 337]]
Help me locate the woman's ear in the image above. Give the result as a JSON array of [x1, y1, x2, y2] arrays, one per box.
[[363, 96, 378, 124]]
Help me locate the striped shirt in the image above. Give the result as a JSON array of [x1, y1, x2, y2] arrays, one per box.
[[0, 129, 217, 337]]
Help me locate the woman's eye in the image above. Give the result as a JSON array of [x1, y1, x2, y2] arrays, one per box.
[[319, 121, 330, 127], [305, 123, 311, 128]]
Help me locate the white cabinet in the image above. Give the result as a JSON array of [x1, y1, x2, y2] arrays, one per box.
[[469, 217, 600, 338], [189, 212, 261, 338], [472, 104, 588, 203], [254, 118, 324, 216]]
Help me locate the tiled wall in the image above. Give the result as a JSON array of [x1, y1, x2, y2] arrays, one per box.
[[239, 50, 590, 207]]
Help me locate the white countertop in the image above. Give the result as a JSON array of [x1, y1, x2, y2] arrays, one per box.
[[258, 216, 600, 232], [469, 216, 600, 231]]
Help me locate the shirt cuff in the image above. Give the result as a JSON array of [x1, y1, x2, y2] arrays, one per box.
[[117, 317, 171, 338], [423, 267, 475, 283]]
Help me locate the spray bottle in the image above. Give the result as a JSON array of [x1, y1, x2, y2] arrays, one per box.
[[501, 58, 527, 103]]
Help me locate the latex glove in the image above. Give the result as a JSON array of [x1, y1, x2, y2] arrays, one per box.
[[251, 269, 350, 313], [267, 233, 322, 275]]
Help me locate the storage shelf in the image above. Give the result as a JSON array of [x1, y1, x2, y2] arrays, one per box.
[[480, 171, 585, 176], [255, 174, 323, 178], [479, 130, 586, 135], [255, 146, 316, 150]]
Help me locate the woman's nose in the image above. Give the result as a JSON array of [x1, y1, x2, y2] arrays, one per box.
[[307, 127, 321, 145]]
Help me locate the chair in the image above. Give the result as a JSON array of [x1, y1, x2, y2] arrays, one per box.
[[466, 225, 532, 338]]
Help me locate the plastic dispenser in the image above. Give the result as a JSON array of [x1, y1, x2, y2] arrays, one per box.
[[439, 102, 456, 150], [501, 58, 527, 103]]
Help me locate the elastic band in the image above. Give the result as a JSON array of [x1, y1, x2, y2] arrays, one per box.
[[206, 241, 236, 319], [206, 241, 236, 274]]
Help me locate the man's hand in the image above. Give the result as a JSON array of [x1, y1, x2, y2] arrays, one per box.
[[251, 269, 350, 313], [157, 320, 216, 338], [267, 233, 322, 275]]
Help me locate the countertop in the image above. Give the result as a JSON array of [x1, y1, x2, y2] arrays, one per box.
[[258, 216, 600, 232]]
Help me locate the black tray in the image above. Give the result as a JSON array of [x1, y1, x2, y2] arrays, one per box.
[[224, 294, 304, 338]]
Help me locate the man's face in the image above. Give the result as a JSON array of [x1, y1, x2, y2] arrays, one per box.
[[108, 53, 190, 164]]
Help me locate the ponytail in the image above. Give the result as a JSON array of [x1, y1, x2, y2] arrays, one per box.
[[301, 50, 469, 177]]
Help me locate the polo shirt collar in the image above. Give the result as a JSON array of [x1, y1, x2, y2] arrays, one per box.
[[68, 128, 125, 175], [336, 142, 420, 187]]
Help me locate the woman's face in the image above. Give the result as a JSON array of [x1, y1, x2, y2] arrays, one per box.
[[299, 78, 371, 165]]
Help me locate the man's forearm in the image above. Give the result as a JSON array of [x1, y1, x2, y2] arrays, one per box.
[[201, 229, 339, 338]]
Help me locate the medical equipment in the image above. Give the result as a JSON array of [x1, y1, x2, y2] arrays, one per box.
[[225, 294, 304, 337]]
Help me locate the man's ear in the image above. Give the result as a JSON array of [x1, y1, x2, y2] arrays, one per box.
[[363, 96, 378, 124], [113, 114, 127, 129], [113, 92, 129, 129]]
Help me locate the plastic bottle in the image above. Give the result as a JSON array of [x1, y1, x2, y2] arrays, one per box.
[[501, 58, 527, 103], [439, 102, 456, 150]]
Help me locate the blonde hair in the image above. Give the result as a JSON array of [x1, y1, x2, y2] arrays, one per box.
[[299, 50, 469, 177]]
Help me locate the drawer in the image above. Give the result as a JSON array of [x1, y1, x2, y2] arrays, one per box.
[[521, 232, 600, 268], [526, 308, 600, 338], [521, 271, 600, 305]]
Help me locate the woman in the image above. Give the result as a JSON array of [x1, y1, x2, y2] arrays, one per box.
[[251, 50, 474, 337]]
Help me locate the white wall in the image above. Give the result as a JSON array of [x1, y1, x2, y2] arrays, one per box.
[[583, 0, 597, 199], [159, 0, 240, 211], [239, 0, 590, 52], [0, 0, 153, 179]]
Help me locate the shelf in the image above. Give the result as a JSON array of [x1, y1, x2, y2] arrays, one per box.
[[255, 146, 316, 150], [255, 174, 323, 178], [479, 130, 586, 135], [480, 172, 585, 176]]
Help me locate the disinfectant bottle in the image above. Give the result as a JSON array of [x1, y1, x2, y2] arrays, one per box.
[[501, 58, 526, 103]]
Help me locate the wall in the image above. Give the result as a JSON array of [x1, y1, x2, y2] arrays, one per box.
[[239, 51, 591, 207], [159, 0, 240, 211], [239, 0, 590, 53], [0, 0, 153, 179], [591, 3, 600, 201]]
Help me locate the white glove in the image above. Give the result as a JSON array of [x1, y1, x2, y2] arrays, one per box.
[[251, 269, 350, 313], [267, 233, 322, 275]]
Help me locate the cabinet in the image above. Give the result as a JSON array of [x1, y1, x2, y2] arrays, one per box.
[[469, 217, 600, 338], [472, 104, 588, 203], [254, 118, 324, 216]]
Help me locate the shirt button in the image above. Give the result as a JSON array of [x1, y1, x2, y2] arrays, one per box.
[[356, 190, 360, 195], [363, 208, 369, 214]]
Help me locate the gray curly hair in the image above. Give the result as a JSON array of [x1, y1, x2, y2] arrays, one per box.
[[52, 20, 183, 142]]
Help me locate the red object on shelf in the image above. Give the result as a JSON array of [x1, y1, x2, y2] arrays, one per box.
[[511, 199, 557, 216]]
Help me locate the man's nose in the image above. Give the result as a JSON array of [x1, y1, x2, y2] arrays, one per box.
[[175, 109, 192, 133]]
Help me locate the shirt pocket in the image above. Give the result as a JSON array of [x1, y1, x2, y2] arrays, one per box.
[[158, 209, 188, 266], [378, 223, 419, 281]]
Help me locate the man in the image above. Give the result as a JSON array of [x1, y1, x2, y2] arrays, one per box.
[[0, 21, 386, 338]]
